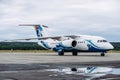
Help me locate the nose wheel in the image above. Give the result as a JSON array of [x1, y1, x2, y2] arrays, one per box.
[[101, 52, 105, 56]]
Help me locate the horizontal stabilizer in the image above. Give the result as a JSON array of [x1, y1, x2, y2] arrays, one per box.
[[19, 24, 48, 28]]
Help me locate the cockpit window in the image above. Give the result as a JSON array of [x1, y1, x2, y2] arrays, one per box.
[[97, 40, 107, 43], [103, 40, 107, 42]]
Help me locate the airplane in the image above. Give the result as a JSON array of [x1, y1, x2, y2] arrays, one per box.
[[18, 24, 114, 56]]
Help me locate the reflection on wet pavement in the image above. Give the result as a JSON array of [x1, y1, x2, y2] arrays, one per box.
[[44, 66, 120, 80], [0, 63, 119, 80]]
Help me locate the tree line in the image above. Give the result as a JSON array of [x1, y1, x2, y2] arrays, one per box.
[[0, 42, 119, 50], [111, 42, 120, 50], [0, 42, 45, 50]]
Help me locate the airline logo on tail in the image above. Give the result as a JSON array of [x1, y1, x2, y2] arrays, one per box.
[[34, 25, 43, 38], [19, 24, 48, 38]]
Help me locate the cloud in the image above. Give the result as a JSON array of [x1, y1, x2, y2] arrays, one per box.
[[0, 0, 120, 41], [66, 0, 119, 12]]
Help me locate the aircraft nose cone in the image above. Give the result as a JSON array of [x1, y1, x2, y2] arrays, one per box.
[[108, 44, 114, 50]]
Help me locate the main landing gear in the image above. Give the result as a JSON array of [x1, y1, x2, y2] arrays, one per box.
[[101, 52, 105, 56], [58, 50, 78, 56], [72, 50, 78, 56], [58, 50, 64, 56]]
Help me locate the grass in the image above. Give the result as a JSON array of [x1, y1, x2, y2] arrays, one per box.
[[108, 50, 120, 53], [0, 50, 54, 53]]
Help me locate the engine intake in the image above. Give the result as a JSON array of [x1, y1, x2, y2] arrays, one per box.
[[72, 40, 77, 47], [61, 39, 77, 48]]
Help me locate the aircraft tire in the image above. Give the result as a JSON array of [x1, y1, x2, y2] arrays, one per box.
[[72, 50, 78, 56], [101, 52, 105, 56], [58, 50, 64, 56]]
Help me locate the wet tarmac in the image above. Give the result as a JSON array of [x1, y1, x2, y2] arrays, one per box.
[[0, 61, 119, 80], [0, 52, 119, 80]]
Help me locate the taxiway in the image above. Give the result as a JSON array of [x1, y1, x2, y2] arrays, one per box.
[[0, 52, 119, 64]]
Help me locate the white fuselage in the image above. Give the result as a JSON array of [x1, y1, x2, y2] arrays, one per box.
[[38, 34, 113, 52]]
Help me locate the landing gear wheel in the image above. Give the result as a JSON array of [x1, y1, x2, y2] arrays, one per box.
[[101, 52, 105, 56], [72, 50, 78, 56], [58, 50, 64, 56]]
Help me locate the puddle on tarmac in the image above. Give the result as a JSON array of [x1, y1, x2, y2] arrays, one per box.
[[111, 68, 120, 75], [44, 66, 120, 80]]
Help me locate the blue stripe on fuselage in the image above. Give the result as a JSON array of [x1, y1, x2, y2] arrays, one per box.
[[86, 40, 107, 52], [53, 42, 73, 51], [86, 40, 101, 49]]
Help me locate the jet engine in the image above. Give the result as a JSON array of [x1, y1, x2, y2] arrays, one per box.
[[60, 39, 77, 48]]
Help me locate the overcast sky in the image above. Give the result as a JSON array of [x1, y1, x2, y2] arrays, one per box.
[[0, 0, 120, 42]]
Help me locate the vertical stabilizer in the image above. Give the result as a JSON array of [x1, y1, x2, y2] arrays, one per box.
[[19, 24, 48, 38]]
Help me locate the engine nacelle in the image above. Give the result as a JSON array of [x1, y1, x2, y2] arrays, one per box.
[[60, 39, 77, 48]]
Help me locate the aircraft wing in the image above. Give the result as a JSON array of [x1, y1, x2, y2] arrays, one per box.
[[3, 35, 80, 42], [20, 35, 80, 40], [65, 35, 80, 39], [2, 36, 61, 42]]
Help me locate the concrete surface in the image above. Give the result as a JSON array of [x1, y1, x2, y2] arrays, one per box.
[[0, 52, 119, 64]]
